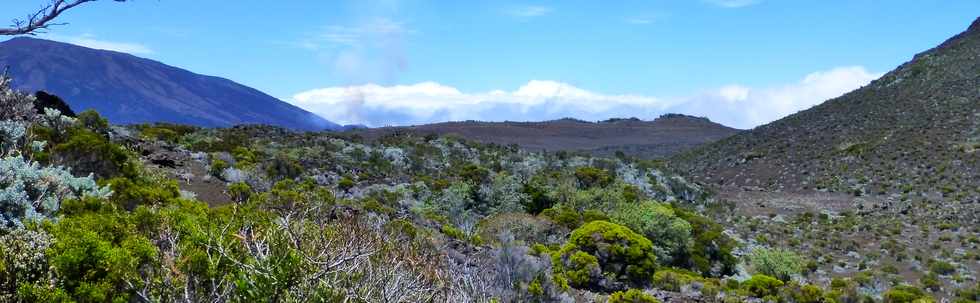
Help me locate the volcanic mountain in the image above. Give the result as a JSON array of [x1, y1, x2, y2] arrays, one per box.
[[672, 17, 980, 201], [0, 37, 339, 130], [348, 114, 741, 159]]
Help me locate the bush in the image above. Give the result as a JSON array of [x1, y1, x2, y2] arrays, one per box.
[[337, 176, 356, 192], [749, 248, 805, 281], [52, 127, 138, 179], [574, 167, 613, 188], [0, 155, 111, 229], [608, 289, 661, 303], [611, 201, 692, 263], [74, 110, 108, 135], [651, 268, 703, 292], [209, 158, 229, 177], [476, 173, 529, 215], [522, 181, 555, 215], [741, 274, 784, 299], [883, 285, 933, 303], [0, 229, 53, 299], [265, 154, 303, 181], [671, 207, 737, 276], [553, 221, 658, 291], [46, 204, 158, 302], [927, 259, 955, 275], [780, 282, 831, 303]]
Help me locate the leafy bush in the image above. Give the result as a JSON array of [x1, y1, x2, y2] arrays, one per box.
[[651, 268, 703, 292], [883, 285, 934, 303], [927, 259, 956, 275], [611, 201, 692, 263], [135, 123, 197, 144], [741, 274, 784, 299], [608, 289, 661, 303], [522, 181, 555, 215], [45, 200, 158, 302], [74, 110, 108, 136], [671, 207, 737, 277], [553, 220, 657, 291], [748, 248, 805, 281], [779, 282, 832, 303], [51, 127, 138, 179], [574, 166, 613, 188]]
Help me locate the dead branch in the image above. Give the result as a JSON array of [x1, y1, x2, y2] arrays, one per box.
[[1, 0, 127, 36]]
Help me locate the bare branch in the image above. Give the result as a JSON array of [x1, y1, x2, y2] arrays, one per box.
[[0, 0, 127, 36]]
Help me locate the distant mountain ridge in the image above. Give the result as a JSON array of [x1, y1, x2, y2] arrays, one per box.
[[0, 37, 339, 130], [672, 17, 980, 200], [349, 114, 741, 158]]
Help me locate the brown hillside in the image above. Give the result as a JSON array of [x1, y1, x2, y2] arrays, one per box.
[[347, 114, 740, 159], [672, 17, 980, 203]]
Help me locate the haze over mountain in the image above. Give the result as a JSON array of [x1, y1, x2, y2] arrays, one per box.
[[673, 17, 980, 201], [349, 114, 740, 159], [0, 37, 339, 130]]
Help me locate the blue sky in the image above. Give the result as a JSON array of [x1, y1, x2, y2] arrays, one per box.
[[3, 1, 978, 128]]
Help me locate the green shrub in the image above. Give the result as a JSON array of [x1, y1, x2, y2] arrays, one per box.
[[231, 147, 257, 168], [338, 176, 356, 192], [749, 248, 805, 281], [553, 221, 657, 291], [608, 289, 660, 303], [741, 274, 784, 299], [574, 167, 613, 188], [209, 158, 229, 177], [52, 127, 138, 179], [883, 285, 933, 303], [954, 282, 980, 303], [671, 207, 737, 276], [651, 268, 702, 292], [105, 177, 181, 210], [928, 259, 955, 275], [522, 181, 555, 215], [135, 123, 197, 144], [75, 110, 109, 135], [46, 203, 158, 302], [780, 282, 831, 303], [611, 201, 692, 263], [265, 154, 303, 180]]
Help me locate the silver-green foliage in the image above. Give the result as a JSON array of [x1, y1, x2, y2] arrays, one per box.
[[0, 75, 110, 229], [0, 155, 112, 228], [748, 247, 805, 281]]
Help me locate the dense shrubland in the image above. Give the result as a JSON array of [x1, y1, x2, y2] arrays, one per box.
[[0, 75, 972, 302]]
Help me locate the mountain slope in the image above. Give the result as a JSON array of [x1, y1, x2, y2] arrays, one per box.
[[672, 18, 980, 201], [0, 37, 339, 130], [349, 114, 740, 158]]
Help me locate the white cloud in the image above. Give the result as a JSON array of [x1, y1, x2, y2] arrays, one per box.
[[47, 34, 154, 55], [289, 66, 882, 129], [703, 0, 762, 8], [625, 18, 655, 25], [506, 5, 552, 17], [298, 18, 413, 84], [674, 66, 883, 128]]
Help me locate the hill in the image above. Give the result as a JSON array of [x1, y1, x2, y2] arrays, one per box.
[[672, 18, 980, 201], [348, 114, 740, 159], [0, 37, 339, 130]]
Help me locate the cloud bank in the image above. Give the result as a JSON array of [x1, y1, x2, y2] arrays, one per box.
[[505, 6, 553, 17], [290, 66, 881, 129], [703, 0, 762, 8], [47, 34, 154, 55]]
